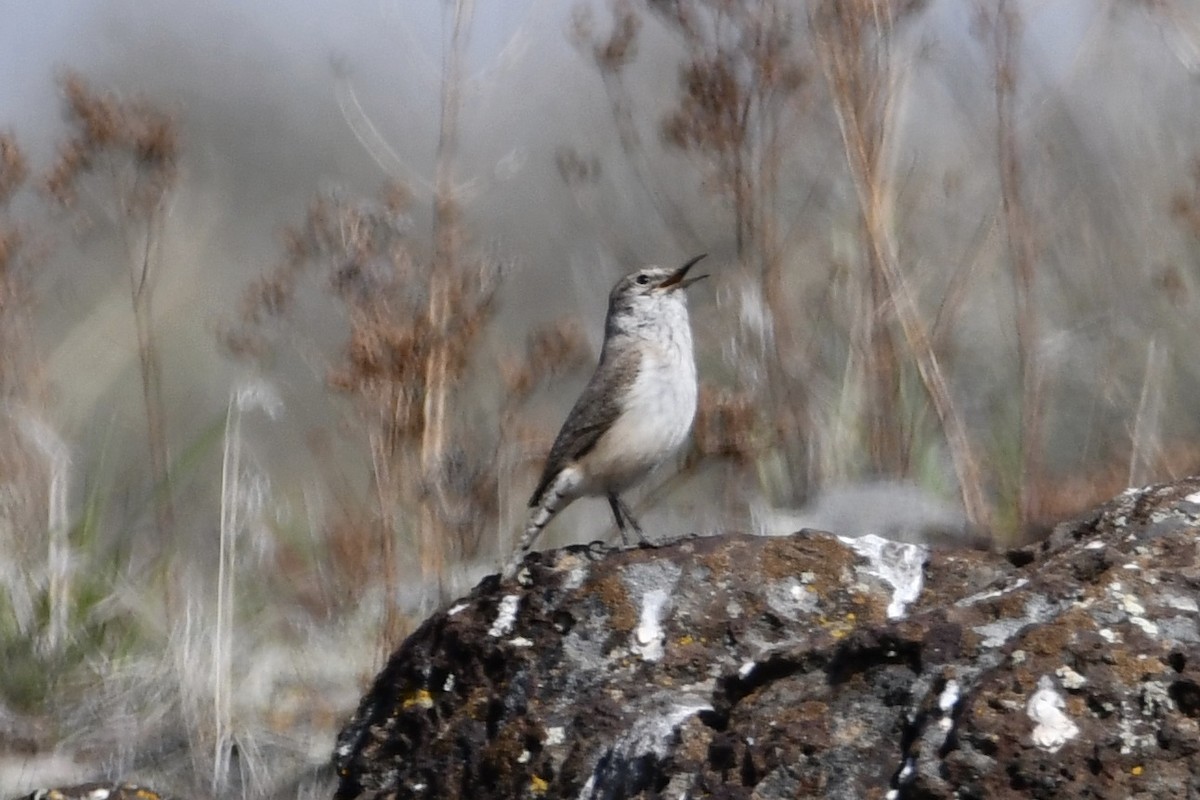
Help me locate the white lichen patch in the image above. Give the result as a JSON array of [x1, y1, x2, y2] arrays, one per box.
[[1117, 690, 1165, 754], [975, 620, 1023, 649], [1185, 490, 1200, 504], [838, 534, 927, 619], [447, 601, 469, 616], [546, 726, 566, 746], [1027, 675, 1079, 753], [632, 588, 670, 662], [1056, 665, 1087, 690], [509, 636, 534, 648], [488, 594, 521, 637], [938, 679, 960, 731], [885, 758, 917, 799], [1106, 583, 1160, 636], [1119, 593, 1146, 615], [1142, 681, 1173, 716], [957, 578, 1029, 607], [765, 577, 819, 621], [620, 562, 683, 663], [1163, 593, 1199, 613], [1084, 540, 1106, 550], [739, 661, 756, 679], [564, 565, 588, 590], [1099, 627, 1120, 643]]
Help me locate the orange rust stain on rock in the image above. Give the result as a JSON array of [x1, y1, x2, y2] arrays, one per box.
[[993, 590, 1029, 619], [698, 536, 752, 579], [589, 570, 637, 632], [1104, 643, 1168, 685], [674, 714, 717, 764], [1018, 607, 1095, 656], [847, 590, 889, 626], [761, 535, 856, 597]]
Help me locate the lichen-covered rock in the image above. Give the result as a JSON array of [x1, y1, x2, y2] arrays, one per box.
[[333, 478, 1200, 799], [13, 783, 167, 800]]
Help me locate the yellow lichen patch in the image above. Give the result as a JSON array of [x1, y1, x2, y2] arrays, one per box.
[[677, 633, 695, 646], [133, 791, 161, 800], [401, 688, 434, 710], [531, 775, 550, 794], [815, 611, 858, 640], [847, 591, 889, 626], [1131, 765, 1144, 776]]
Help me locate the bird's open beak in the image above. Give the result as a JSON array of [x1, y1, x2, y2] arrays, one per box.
[[659, 253, 709, 291]]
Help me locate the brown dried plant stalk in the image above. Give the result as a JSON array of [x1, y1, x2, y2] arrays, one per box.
[[225, 0, 600, 648], [811, 0, 991, 528], [419, 0, 474, 607], [227, 178, 593, 644], [0, 132, 39, 401], [982, 0, 1044, 532], [0, 132, 59, 646], [230, 182, 496, 641], [44, 72, 180, 539]]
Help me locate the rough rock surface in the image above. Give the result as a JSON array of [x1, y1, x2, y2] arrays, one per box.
[[12, 783, 166, 800], [334, 478, 1200, 799]]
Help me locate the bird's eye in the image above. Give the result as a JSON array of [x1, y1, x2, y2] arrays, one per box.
[[635, 274, 650, 286]]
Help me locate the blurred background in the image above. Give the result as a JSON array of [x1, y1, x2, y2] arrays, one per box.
[[3, 0, 1200, 796]]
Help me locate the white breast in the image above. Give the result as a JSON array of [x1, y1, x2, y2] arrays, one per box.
[[580, 311, 698, 494]]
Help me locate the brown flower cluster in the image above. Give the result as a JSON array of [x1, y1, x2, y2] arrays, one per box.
[[692, 384, 759, 464], [500, 318, 592, 402], [44, 72, 179, 216]]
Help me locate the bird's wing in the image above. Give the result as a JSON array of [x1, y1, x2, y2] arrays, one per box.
[[528, 345, 641, 506]]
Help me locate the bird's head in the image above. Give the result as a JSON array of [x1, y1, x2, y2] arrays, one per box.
[[606, 254, 708, 328]]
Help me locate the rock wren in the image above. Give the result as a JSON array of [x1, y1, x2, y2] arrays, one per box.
[[506, 254, 708, 575]]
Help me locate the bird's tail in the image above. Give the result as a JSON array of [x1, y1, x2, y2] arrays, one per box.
[[503, 476, 569, 578]]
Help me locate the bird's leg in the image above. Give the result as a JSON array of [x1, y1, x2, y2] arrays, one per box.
[[607, 493, 631, 545], [607, 493, 645, 546], [618, 496, 646, 542]]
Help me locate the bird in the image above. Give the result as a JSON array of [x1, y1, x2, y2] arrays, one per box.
[[505, 254, 708, 576]]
